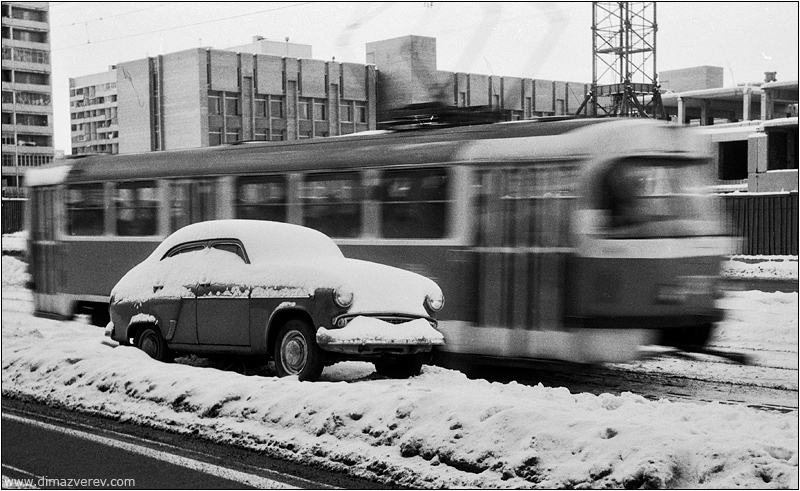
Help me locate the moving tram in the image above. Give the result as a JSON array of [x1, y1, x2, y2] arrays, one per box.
[[25, 117, 729, 365]]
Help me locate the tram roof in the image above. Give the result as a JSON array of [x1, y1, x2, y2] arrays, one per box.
[[34, 118, 611, 185]]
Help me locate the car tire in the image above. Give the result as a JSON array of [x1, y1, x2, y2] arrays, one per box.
[[135, 326, 174, 362], [374, 353, 425, 378], [273, 319, 325, 381]]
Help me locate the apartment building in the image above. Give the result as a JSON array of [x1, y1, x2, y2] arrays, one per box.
[[69, 69, 119, 155], [1, 1, 53, 194]]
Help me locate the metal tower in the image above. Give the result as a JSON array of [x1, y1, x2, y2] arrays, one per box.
[[578, 2, 665, 118]]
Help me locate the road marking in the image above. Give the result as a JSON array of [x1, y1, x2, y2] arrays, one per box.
[[2, 463, 37, 478], [3, 413, 299, 489]]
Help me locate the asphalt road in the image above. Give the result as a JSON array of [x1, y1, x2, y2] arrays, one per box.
[[1, 397, 399, 490]]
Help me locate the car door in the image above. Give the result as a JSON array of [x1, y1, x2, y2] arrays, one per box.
[[158, 243, 207, 345], [195, 241, 251, 346]]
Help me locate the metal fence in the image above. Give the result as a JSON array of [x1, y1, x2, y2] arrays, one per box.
[[721, 191, 799, 256], [1, 198, 26, 235]]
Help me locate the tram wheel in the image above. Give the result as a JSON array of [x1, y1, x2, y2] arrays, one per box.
[[659, 323, 715, 352]]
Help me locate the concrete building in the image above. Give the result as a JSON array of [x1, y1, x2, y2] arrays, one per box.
[[69, 69, 119, 155], [659, 70, 798, 193], [366, 35, 588, 122], [1, 1, 53, 195], [659, 66, 724, 94]]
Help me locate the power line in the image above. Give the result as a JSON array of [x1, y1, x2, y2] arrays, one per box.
[[52, 3, 181, 29], [53, 2, 313, 51]]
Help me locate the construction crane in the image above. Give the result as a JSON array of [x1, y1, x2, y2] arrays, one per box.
[[577, 2, 666, 118]]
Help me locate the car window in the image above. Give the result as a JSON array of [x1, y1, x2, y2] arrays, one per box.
[[165, 243, 206, 259], [211, 242, 247, 263]]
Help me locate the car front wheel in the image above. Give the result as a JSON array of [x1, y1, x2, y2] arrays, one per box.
[[135, 326, 173, 362], [274, 319, 325, 381]]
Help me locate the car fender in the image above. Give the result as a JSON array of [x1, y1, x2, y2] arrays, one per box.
[[125, 313, 160, 341], [264, 302, 316, 353]]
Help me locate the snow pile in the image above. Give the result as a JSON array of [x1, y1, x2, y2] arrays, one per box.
[[722, 256, 798, 281], [2, 255, 29, 287], [3, 299, 797, 488], [1, 231, 27, 255]]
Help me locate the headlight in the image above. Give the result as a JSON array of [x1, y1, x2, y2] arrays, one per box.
[[426, 292, 445, 312], [333, 287, 354, 308]]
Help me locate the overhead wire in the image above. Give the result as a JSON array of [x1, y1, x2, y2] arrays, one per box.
[[52, 2, 181, 29], [53, 2, 314, 52]]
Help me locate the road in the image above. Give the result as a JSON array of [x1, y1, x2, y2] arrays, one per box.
[[1, 398, 398, 490]]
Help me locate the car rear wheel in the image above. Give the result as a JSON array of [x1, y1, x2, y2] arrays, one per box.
[[374, 353, 425, 378], [274, 319, 324, 381], [135, 326, 174, 362]]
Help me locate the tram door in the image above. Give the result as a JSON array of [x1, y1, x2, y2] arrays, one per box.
[[29, 186, 65, 317], [474, 165, 577, 335]]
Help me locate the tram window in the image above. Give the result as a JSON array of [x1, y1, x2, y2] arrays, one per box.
[[235, 176, 287, 222], [379, 167, 449, 239], [170, 179, 216, 232], [115, 181, 158, 236], [66, 184, 105, 236], [300, 172, 362, 238]]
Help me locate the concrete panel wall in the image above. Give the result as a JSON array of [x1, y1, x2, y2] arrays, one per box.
[[342, 62, 367, 100], [469, 74, 489, 106], [209, 50, 238, 92], [256, 55, 283, 95], [300, 59, 326, 98], [504, 77, 523, 111], [566, 82, 587, 113], [534, 79, 554, 113], [162, 49, 204, 150], [116, 58, 152, 154]]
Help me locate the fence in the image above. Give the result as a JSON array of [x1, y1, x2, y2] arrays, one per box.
[[721, 191, 799, 256], [1, 198, 26, 235]]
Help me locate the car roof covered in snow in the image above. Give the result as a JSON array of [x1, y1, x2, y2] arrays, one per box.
[[149, 220, 344, 264]]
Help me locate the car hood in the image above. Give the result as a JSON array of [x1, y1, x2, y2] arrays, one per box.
[[112, 249, 441, 318]]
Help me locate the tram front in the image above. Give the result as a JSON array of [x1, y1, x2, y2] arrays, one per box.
[[568, 121, 731, 356]]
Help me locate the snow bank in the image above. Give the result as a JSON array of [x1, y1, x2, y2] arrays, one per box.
[[3, 302, 797, 488], [1, 231, 27, 255], [2, 255, 29, 287], [722, 256, 798, 281]]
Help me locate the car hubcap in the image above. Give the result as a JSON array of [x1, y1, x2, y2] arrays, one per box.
[[281, 331, 307, 374]]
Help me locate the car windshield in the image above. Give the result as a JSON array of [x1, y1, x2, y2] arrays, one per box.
[[600, 157, 723, 239]]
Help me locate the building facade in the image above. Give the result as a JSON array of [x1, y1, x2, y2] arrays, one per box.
[[366, 35, 589, 123], [1, 1, 53, 194], [69, 69, 119, 155]]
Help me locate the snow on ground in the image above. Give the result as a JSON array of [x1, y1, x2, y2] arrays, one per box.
[[2, 254, 798, 488], [722, 255, 798, 281]]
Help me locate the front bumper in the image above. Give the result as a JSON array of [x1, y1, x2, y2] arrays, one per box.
[[316, 316, 445, 355]]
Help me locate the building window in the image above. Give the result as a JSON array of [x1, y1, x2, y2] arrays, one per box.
[[225, 128, 241, 143], [459, 92, 467, 107], [255, 96, 267, 118], [13, 71, 48, 85], [313, 101, 326, 121], [299, 131, 312, 139], [15, 113, 48, 126], [1, 112, 12, 124], [113, 181, 158, 236], [355, 102, 367, 123], [208, 91, 221, 115], [10, 7, 47, 22], [298, 98, 310, 120], [341, 102, 352, 122], [270, 130, 285, 141], [209, 127, 222, 146], [270, 97, 283, 118], [12, 28, 47, 44], [254, 128, 267, 140], [224, 93, 240, 116]]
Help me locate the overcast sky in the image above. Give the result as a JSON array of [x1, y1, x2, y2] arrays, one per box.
[[49, 1, 799, 153]]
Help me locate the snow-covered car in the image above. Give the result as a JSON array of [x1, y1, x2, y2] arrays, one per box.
[[107, 219, 445, 381]]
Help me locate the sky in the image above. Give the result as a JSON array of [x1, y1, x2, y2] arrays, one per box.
[[48, 2, 799, 154]]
